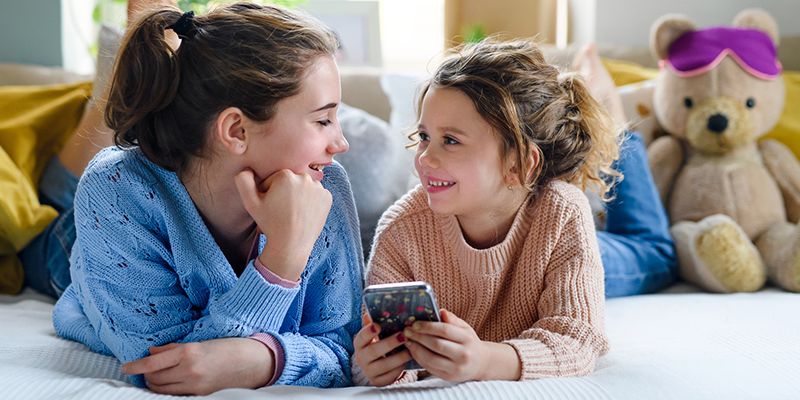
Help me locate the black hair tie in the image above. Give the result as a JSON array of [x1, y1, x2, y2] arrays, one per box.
[[167, 11, 196, 40]]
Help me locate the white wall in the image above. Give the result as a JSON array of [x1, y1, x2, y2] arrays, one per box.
[[61, 0, 96, 74], [304, 0, 445, 71], [595, 0, 800, 46], [379, 0, 444, 72]]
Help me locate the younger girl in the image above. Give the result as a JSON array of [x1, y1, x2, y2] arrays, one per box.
[[353, 39, 616, 385], [52, 3, 363, 394]]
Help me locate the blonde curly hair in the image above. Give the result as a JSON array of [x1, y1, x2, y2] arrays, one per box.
[[413, 38, 621, 199]]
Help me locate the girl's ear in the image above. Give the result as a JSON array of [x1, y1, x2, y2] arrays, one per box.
[[213, 107, 248, 155], [524, 147, 540, 184], [504, 146, 540, 187]]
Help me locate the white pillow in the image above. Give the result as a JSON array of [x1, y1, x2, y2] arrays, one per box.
[[336, 103, 414, 257], [379, 73, 427, 133], [379, 72, 429, 190], [618, 79, 659, 146]]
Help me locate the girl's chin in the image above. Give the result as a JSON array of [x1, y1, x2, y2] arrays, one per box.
[[425, 197, 456, 216]]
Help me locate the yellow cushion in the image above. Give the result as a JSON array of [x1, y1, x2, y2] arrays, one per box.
[[603, 59, 800, 159], [602, 58, 659, 86], [0, 81, 91, 294], [763, 71, 800, 157]]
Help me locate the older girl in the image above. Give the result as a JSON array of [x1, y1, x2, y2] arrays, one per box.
[[52, 3, 362, 394]]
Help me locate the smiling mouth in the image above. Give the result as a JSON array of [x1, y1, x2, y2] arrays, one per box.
[[428, 179, 455, 188]]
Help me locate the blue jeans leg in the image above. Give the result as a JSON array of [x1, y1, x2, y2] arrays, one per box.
[[599, 132, 677, 297], [19, 157, 78, 298]]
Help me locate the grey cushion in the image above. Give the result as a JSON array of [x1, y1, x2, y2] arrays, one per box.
[[336, 103, 413, 259]]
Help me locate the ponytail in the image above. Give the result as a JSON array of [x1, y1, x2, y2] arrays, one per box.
[[106, 8, 185, 170]]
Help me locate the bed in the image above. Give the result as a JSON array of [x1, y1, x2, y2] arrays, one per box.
[[2, 284, 797, 400]]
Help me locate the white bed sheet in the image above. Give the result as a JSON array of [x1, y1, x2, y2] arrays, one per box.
[[1, 286, 798, 400]]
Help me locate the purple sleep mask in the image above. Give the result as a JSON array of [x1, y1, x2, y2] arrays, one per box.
[[663, 27, 782, 80]]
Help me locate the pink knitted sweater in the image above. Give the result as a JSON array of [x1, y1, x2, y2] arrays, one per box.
[[367, 180, 609, 381]]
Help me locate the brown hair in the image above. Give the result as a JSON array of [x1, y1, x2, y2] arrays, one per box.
[[415, 39, 620, 198], [105, 2, 338, 173]]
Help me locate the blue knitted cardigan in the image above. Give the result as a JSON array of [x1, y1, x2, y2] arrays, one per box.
[[53, 147, 364, 388]]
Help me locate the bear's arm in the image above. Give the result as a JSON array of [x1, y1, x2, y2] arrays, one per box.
[[759, 139, 800, 223], [647, 135, 685, 205]]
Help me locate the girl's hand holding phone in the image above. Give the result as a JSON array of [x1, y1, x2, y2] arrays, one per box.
[[235, 168, 332, 281], [353, 314, 413, 386], [401, 309, 491, 382]]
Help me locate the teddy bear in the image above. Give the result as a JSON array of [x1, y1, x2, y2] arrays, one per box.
[[647, 8, 800, 293]]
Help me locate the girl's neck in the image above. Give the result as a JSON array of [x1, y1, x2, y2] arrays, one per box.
[[455, 187, 530, 249], [181, 159, 257, 270]]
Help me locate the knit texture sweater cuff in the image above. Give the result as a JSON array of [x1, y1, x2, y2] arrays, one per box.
[[249, 333, 285, 386], [216, 263, 300, 331], [274, 332, 337, 385], [253, 257, 300, 288], [503, 338, 559, 380]]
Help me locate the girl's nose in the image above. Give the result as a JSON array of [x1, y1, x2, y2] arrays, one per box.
[[328, 130, 349, 155], [418, 146, 439, 169]]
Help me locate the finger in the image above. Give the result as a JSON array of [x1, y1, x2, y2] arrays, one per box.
[[146, 381, 193, 396], [371, 364, 407, 387], [409, 321, 469, 344], [148, 343, 182, 355], [404, 330, 460, 360], [366, 349, 412, 378], [234, 169, 260, 212], [143, 364, 185, 386], [122, 348, 182, 375], [259, 168, 294, 192], [361, 332, 407, 363], [440, 309, 470, 328], [353, 323, 380, 351], [361, 313, 373, 327], [405, 340, 453, 373]]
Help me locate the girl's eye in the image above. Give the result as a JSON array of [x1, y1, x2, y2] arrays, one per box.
[[417, 132, 430, 142], [444, 136, 459, 145], [317, 119, 332, 127]]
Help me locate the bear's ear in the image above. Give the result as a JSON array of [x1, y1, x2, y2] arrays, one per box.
[[733, 8, 779, 46], [650, 15, 696, 61]]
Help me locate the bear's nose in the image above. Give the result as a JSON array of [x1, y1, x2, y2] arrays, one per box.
[[707, 113, 729, 134]]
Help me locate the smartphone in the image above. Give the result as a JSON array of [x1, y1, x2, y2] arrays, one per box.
[[363, 281, 441, 370]]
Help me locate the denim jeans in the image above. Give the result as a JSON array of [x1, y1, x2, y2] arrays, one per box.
[[19, 157, 77, 298], [598, 132, 677, 297]]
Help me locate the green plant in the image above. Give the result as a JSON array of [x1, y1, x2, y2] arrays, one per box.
[[463, 24, 487, 43]]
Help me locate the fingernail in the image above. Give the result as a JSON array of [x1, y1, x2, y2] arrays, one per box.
[[370, 324, 378, 334], [413, 322, 422, 331], [403, 328, 413, 338], [397, 332, 406, 343]]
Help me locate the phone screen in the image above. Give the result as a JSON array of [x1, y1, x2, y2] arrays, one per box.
[[363, 282, 440, 369]]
